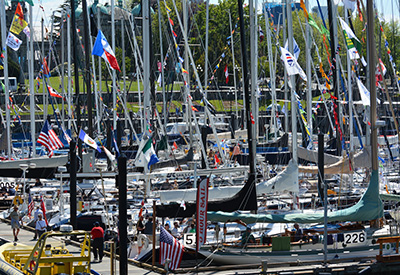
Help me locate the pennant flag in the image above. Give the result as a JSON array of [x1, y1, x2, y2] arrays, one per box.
[[284, 38, 300, 60], [37, 120, 64, 157], [172, 30, 178, 37], [160, 226, 184, 270], [214, 154, 220, 165], [191, 106, 198, 112], [173, 141, 178, 150], [339, 17, 359, 43], [180, 200, 186, 210], [40, 197, 48, 225], [112, 133, 120, 157], [375, 58, 387, 81], [103, 145, 115, 162], [182, 68, 189, 74], [250, 112, 255, 124], [42, 57, 51, 78], [6, 32, 22, 51], [259, 26, 264, 42], [48, 86, 63, 98], [23, 26, 30, 39], [10, 3, 28, 35], [224, 64, 229, 84], [169, 17, 174, 26], [165, 4, 172, 13], [280, 47, 307, 81], [79, 129, 101, 152], [27, 193, 34, 217], [361, 56, 367, 67], [92, 30, 121, 71], [356, 78, 380, 106]]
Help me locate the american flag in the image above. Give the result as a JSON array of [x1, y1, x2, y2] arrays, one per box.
[[159, 226, 184, 270], [37, 121, 63, 157], [27, 193, 34, 217]]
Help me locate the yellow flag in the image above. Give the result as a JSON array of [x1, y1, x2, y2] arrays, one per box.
[[10, 14, 28, 35]]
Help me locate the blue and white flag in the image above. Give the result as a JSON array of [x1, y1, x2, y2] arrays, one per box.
[[79, 129, 101, 152], [280, 47, 307, 81], [284, 38, 300, 60]]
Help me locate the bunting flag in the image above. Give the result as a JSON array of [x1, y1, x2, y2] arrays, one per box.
[[339, 17, 362, 53], [10, 3, 28, 35], [259, 26, 264, 42], [280, 47, 307, 81], [6, 32, 22, 51], [42, 57, 50, 77], [375, 58, 387, 82], [224, 64, 229, 84]]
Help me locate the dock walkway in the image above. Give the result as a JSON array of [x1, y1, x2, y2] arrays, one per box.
[[0, 218, 160, 275]]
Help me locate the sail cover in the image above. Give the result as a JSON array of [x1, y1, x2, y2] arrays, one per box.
[[156, 175, 257, 218], [207, 170, 383, 223]]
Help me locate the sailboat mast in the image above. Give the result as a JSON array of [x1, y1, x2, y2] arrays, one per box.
[[249, 0, 258, 143], [238, 0, 255, 176], [67, 9, 72, 131], [82, 0, 93, 136], [29, 4, 36, 157], [143, 0, 151, 137], [305, 0, 312, 148], [345, 8, 353, 187], [228, 11, 238, 118], [157, 0, 167, 126], [367, 0, 378, 171], [111, 0, 117, 130], [0, 0, 11, 158]]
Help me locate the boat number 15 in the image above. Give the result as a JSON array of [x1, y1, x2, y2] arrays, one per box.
[[343, 231, 366, 244]]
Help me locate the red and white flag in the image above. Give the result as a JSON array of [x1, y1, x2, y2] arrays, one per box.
[[159, 226, 184, 270], [48, 86, 63, 98], [196, 177, 209, 251], [224, 64, 229, 84], [40, 197, 48, 226], [250, 112, 255, 124]]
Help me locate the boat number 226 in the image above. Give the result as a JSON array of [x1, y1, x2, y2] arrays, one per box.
[[343, 231, 366, 244]]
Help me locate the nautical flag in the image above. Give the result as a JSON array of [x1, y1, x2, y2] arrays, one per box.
[[339, 17, 361, 52], [37, 120, 64, 157], [224, 64, 229, 84], [173, 141, 178, 150], [23, 26, 30, 39], [42, 57, 50, 78], [182, 68, 189, 74], [92, 30, 121, 71], [375, 58, 387, 82], [6, 32, 22, 51], [27, 193, 34, 217], [250, 112, 255, 124], [40, 197, 48, 226], [259, 26, 264, 42], [284, 38, 300, 60], [160, 226, 184, 270], [10, 3, 28, 35], [343, 0, 357, 11], [112, 133, 120, 157], [356, 78, 380, 106], [280, 47, 307, 81], [142, 138, 159, 169], [343, 30, 359, 60], [79, 129, 101, 152], [48, 86, 63, 98], [102, 145, 115, 162], [339, 18, 360, 60], [62, 128, 71, 144], [191, 106, 198, 112]]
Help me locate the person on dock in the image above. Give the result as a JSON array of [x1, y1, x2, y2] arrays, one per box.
[[143, 215, 153, 235], [33, 206, 43, 240], [10, 205, 22, 242], [35, 214, 47, 239], [171, 221, 181, 239], [293, 223, 304, 242], [137, 215, 145, 234], [91, 222, 104, 263], [241, 227, 255, 247]]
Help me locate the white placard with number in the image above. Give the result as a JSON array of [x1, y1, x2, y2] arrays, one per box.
[[342, 231, 366, 246], [183, 233, 196, 247]]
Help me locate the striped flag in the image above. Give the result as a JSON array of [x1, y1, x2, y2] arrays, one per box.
[[159, 226, 184, 270], [40, 197, 48, 226], [37, 121, 63, 157], [27, 193, 34, 217]]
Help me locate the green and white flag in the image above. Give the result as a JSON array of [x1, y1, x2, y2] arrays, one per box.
[[339, 17, 360, 60], [135, 138, 159, 169]]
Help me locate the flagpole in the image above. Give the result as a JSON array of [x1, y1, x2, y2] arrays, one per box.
[[305, 0, 312, 148], [228, 10, 238, 118], [0, 0, 11, 158], [29, 4, 36, 157]]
